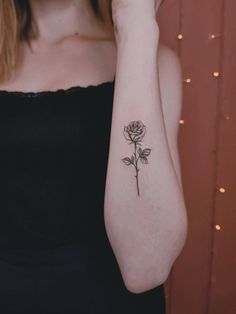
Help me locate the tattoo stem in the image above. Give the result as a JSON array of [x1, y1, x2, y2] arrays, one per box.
[[134, 142, 140, 196]]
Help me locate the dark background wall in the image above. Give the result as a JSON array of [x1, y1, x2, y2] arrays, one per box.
[[156, 1, 236, 313]]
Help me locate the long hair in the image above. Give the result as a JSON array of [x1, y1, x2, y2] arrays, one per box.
[[0, 0, 114, 82]]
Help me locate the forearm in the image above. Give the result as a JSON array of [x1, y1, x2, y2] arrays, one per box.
[[104, 18, 187, 293]]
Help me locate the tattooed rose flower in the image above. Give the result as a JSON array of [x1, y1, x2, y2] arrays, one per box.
[[122, 120, 151, 196], [123, 120, 146, 144]]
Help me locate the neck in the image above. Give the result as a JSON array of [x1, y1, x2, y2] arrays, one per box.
[[28, 0, 103, 43]]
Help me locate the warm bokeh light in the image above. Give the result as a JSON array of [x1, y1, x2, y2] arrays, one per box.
[[210, 33, 221, 39], [184, 78, 192, 83], [159, 2, 235, 312], [213, 71, 220, 78], [219, 187, 226, 193]]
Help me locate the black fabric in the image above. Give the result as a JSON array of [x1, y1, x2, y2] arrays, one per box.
[[0, 79, 166, 313]]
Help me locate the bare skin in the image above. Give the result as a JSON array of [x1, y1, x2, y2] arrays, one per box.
[[0, 0, 117, 92], [1, 0, 163, 94], [0, 2, 182, 186], [0, 0, 187, 294], [0, 1, 180, 185]]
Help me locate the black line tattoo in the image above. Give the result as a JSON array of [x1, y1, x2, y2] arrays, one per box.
[[121, 120, 151, 196]]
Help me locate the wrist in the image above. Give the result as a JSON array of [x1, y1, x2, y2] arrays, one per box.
[[115, 18, 159, 45]]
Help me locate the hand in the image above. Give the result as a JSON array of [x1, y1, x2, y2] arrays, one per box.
[[111, 0, 161, 39]]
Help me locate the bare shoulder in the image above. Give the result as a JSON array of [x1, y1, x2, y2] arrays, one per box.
[[156, 43, 184, 189], [157, 43, 181, 67], [156, 42, 183, 113], [157, 43, 182, 82]]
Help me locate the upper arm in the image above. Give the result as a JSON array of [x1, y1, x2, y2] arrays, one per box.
[[157, 44, 184, 192]]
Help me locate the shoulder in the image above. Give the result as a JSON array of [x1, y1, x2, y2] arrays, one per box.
[[157, 43, 182, 69], [156, 43, 183, 118], [157, 43, 183, 84], [156, 43, 184, 189]]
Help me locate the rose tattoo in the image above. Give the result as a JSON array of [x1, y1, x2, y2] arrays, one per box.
[[122, 120, 151, 196]]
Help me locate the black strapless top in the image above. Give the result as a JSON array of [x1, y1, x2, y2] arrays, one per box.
[[0, 79, 166, 314]]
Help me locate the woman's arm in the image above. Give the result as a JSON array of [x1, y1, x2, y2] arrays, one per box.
[[104, 1, 188, 294]]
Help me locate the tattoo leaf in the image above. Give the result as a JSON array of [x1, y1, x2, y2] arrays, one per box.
[[138, 147, 142, 156], [140, 156, 148, 164], [141, 148, 151, 157], [122, 157, 132, 166]]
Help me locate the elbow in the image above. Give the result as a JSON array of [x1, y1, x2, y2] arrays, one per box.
[[122, 264, 169, 294], [122, 211, 188, 294]]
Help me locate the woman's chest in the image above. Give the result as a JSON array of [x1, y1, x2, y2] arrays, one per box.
[[0, 40, 117, 93]]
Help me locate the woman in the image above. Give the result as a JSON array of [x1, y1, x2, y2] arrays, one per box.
[[0, 0, 188, 313]]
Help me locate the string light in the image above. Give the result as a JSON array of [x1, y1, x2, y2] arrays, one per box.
[[213, 71, 220, 78], [172, 1, 232, 305], [210, 33, 221, 39], [171, 2, 234, 310], [159, 1, 232, 308], [220, 111, 230, 120], [177, 33, 183, 40], [184, 78, 192, 83], [215, 225, 221, 231], [219, 187, 226, 193], [206, 11, 232, 307]]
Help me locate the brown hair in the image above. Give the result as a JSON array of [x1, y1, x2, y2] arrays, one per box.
[[0, 0, 114, 82]]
